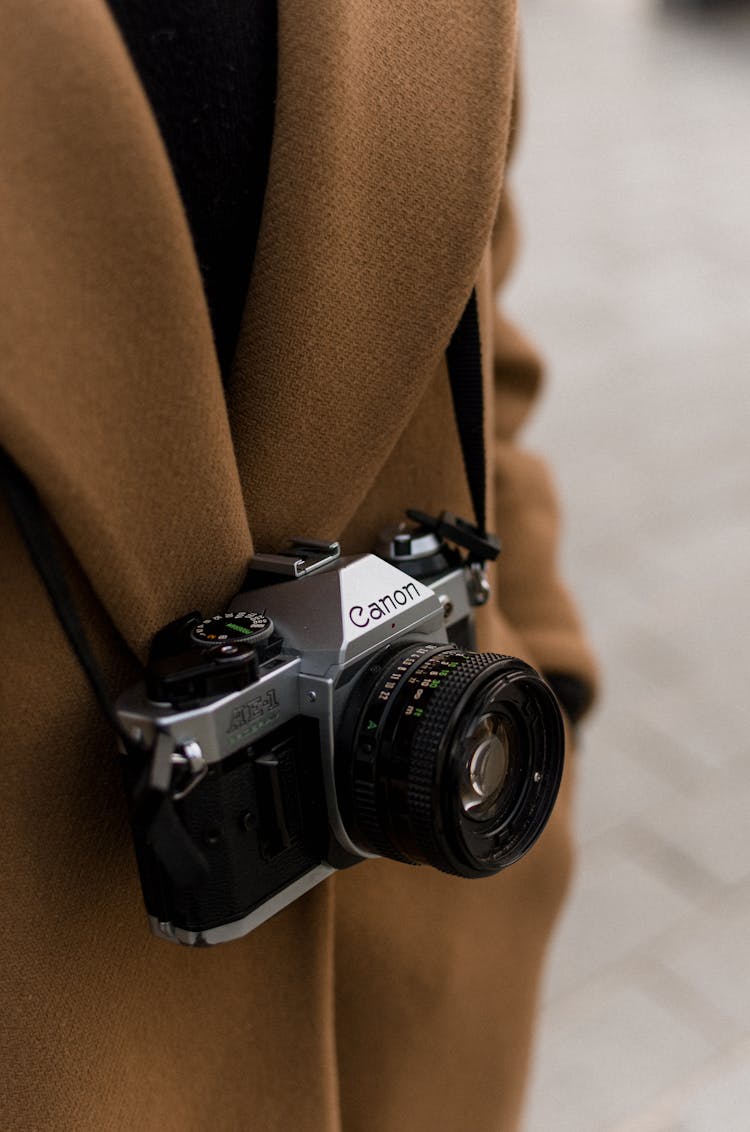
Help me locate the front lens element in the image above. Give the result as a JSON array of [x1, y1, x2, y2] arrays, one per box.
[[337, 644, 565, 878], [461, 714, 513, 820]]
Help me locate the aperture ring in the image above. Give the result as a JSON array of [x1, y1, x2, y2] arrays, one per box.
[[349, 643, 451, 863]]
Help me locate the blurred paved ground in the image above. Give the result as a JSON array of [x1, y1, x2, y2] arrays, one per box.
[[504, 1, 750, 1129]]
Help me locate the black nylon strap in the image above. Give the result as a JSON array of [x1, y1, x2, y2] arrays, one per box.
[[0, 449, 143, 751], [446, 290, 487, 536], [0, 449, 209, 888]]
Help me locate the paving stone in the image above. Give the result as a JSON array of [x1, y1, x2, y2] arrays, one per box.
[[638, 766, 750, 888], [524, 975, 717, 1132], [542, 841, 698, 1004], [608, 1039, 750, 1132], [652, 884, 750, 1036], [574, 715, 681, 845], [657, 1052, 750, 1132]]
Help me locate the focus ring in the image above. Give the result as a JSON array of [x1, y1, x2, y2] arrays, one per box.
[[348, 643, 448, 864], [406, 652, 514, 876]]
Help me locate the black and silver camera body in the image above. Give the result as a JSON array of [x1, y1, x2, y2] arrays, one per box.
[[116, 514, 565, 946]]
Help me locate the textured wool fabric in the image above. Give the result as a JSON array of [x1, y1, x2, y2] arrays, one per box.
[[0, 2, 597, 1130]]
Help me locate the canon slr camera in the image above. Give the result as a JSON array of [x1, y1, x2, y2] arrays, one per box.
[[116, 511, 565, 946]]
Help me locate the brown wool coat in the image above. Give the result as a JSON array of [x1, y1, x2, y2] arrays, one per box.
[[0, 2, 598, 1130]]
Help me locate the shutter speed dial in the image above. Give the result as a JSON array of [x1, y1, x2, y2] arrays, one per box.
[[191, 611, 274, 649]]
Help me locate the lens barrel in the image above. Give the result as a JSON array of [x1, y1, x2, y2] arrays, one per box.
[[337, 644, 565, 878]]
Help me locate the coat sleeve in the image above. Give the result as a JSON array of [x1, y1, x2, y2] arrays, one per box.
[[486, 101, 599, 722]]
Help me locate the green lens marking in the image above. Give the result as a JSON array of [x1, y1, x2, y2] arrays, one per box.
[[227, 622, 254, 635]]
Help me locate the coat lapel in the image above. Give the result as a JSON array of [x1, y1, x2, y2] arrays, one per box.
[[1, 0, 517, 656], [230, 0, 518, 550], [0, 0, 251, 656]]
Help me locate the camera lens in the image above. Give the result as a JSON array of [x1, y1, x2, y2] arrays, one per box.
[[337, 644, 564, 878]]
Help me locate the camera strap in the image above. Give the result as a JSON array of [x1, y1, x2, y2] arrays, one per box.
[[446, 289, 487, 537], [0, 449, 142, 749], [0, 290, 488, 885], [0, 447, 210, 888]]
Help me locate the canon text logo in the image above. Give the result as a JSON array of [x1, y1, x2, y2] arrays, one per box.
[[348, 581, 421, 629]]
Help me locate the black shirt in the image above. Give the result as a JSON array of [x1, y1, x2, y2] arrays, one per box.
[[107, 0, 277, 379]]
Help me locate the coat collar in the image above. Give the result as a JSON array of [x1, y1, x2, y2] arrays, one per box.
[[1, 0, 516, 656], [1, 0, 251, 656]]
